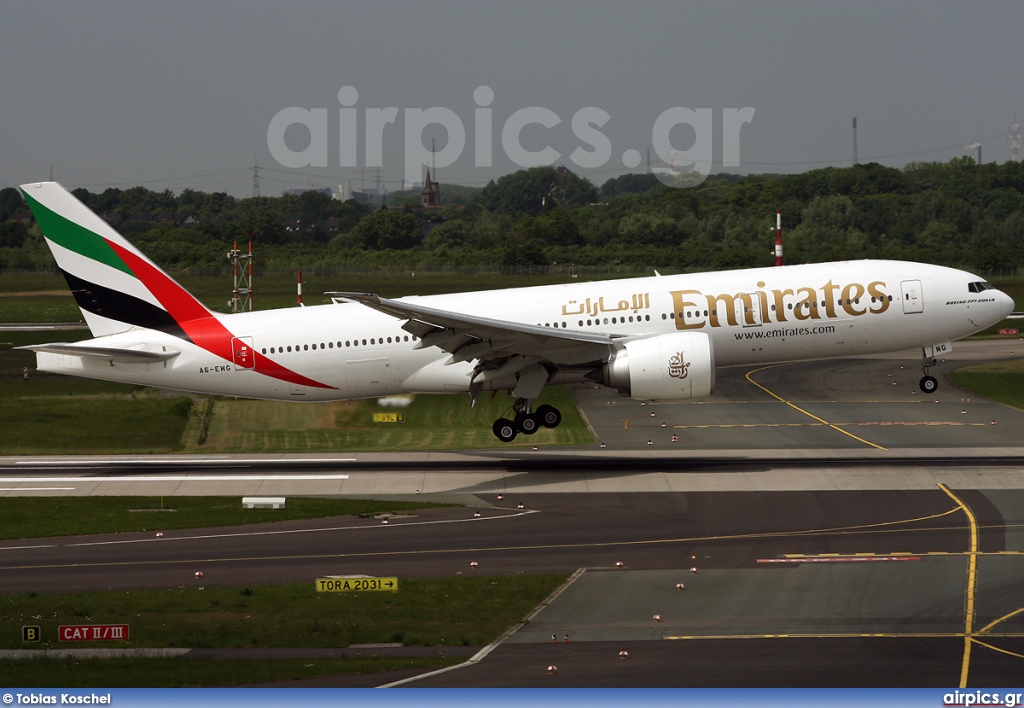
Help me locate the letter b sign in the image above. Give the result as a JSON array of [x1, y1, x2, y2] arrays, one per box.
[[23, 625, 41, 642]]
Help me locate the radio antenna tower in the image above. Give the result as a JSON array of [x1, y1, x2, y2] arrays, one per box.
[[252, 155, 261, 198], [1011, 117, 1021, 162], [432, 137, 440, 206], [227, 240, 254, 313]]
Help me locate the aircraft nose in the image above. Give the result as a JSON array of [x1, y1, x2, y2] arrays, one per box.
[[997, 289, 1015, 319]]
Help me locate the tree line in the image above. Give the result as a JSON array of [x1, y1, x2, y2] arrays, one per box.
[[1, 158, 1022, 276]]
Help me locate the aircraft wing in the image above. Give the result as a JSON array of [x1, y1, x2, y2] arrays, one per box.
[[328, 292, 618, 370], [17, 343, 180, 364]]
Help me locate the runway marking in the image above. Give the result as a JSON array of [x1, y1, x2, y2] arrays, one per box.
[[744, 365, 887, 450], [778, 551, 1024, 559], [758, 556, 921, 563], [0, 475, 350, 483], [672, 422, 988, 429], [12, 458, 357, 466], [937, 483, 979, 689], [0, 507, 965, 570], [649, 399, 953, 405], [970, 638, 1024, 661], [0, 487, 76, 491], [55, 508, 538, 548], [977, 606, 1024, 635], [663, 631, 1024, 640], [675, 423, 830, 429], [850, 422, 988, 427]]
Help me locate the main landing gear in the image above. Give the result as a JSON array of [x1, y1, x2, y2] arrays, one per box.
[[492, 399, 562, 443], [920, 353, 939, 394]]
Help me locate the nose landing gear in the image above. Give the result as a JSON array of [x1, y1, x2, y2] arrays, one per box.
[[920, 374, 938, 394], [920, 353, 939, 394]]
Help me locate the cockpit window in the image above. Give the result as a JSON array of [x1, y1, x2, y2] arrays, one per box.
[[968, 281, 994, 293]]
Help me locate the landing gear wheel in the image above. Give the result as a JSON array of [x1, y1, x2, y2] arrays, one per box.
[[516, 412, 539, 435], [920, 376, 938, 394], [536, 404, 562, 428], [493, 418, 517, 443]]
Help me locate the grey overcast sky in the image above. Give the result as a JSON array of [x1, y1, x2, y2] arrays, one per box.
[[1, 0, 1020, 198]]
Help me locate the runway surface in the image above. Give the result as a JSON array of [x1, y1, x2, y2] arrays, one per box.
[[1, 341, 1023, 687]]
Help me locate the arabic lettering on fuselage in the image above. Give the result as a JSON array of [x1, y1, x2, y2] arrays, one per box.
[[561, 293, 651, 317], [558, 281, 890, 328], [668, 279, 890, 330]]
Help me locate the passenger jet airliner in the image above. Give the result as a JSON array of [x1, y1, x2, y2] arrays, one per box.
[[17, 182, 1015, 442]]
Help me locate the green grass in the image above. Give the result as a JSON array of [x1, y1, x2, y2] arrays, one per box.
[[194, 385, 592, 452], [949, 359, 1024, 410], [0, 295, 81, 323], [0, 572, 567, 685], [0, 377, 141, 397], [0, 655, 461, 688], [0, 394, 194, 455], [0, 272, 68, 291], [0, 497, 449, 541], [0, 575, 567, 649]]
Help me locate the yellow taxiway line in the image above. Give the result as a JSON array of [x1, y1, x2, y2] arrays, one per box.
[[745, 365, 887, 450]]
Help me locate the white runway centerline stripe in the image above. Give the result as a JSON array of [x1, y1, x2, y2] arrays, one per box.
[[67, 508, 538, 547], [0, 475, 350, 482]]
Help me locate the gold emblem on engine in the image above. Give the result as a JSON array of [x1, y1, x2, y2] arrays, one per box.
[[668, 351, 690, 380]]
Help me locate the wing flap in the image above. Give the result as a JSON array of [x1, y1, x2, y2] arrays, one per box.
[[328, 291, 618, 364]]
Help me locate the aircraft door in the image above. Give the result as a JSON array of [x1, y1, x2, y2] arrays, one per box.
[[739, 293, 763, 327], [901, 280, 924, 314], [231, 337, 255, 370]]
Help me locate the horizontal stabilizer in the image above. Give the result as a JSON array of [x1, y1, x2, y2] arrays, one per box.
[[17, 343, 180, 363]]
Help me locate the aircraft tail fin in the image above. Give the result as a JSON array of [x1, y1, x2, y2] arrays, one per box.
[[19, 182, 213, 338]]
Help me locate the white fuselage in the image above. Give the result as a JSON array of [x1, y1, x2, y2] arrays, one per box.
[[35, 260, 1014, 401]]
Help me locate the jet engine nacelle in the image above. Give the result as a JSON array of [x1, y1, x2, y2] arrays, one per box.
[[600, 331, 715, 401]]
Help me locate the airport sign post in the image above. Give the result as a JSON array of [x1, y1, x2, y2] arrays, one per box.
[[316, 577, 398, 593], [59, 624, 130, 642], [372, 413, 405, 423]]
